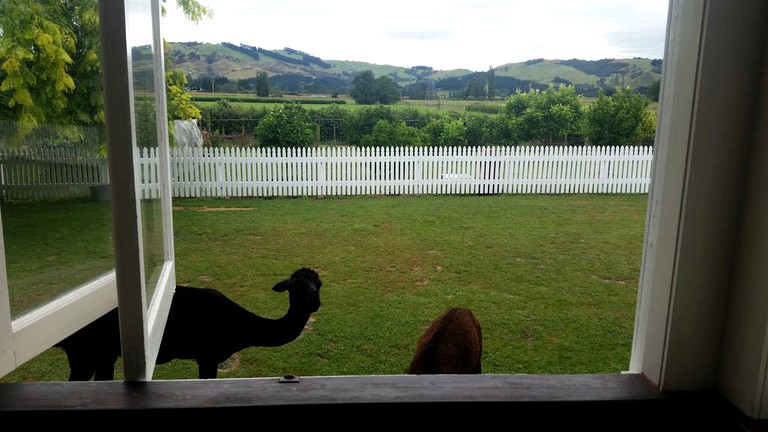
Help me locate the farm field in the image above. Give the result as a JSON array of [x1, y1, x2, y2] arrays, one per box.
[[191, 92, 505, 114], [1, 193, 648, 381], [191, 91, 657, 116]]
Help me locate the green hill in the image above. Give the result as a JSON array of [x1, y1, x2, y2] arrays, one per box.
[[495, 58, 660, 89], [165, 42, 661, 96]]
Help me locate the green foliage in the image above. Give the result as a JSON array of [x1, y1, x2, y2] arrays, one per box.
[[0, 0, 210, 146], [199, 101, 265, 142], [422, 117, 468, 147], [0, 0, 84, 137], [194, 92, 656, 146], [349, 70, 402, 105], [340, 105, 399, 145], [503, 84, 583, 145], [359, 119, 423, 147], [163, 0, 213, 22], [166, 69, 201, 121], [254, 102, 316, 147], [463, 114, 520, 147], [192, 92, 654, 148], [374, 75, 402, 104], [164, 41, 201, 147], [439, 119, 468, 147], [582, 87, 652, 146], [349, 70, 376, 104], [256, 71, 269, 97], [66, 3, 103, 127], [640, 110, 657, 144], [311, 103, 345, 143], [487, 66, 496, 99], [465, 73, 489, 99], [134, 96, 159, 148], [646, 79, 661, 102]]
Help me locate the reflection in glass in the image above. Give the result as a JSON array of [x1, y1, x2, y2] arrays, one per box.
[[0, 0, 115, 319], [0, 122, 114, 318], [127, 0, 165, 303]]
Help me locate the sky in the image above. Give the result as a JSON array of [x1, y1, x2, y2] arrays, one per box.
[[161, 0, 670, 72]]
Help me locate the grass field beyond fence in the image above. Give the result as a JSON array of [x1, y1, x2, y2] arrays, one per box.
[[1, 193, 648, 381]]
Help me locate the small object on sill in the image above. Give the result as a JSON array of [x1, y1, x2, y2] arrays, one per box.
[[279, 374, 300, 383]]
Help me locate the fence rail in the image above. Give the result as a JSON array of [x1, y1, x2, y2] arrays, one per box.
[[1, 145, 654, 202]]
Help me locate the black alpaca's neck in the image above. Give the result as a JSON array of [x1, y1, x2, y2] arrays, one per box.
[[244, 307, 310, 348]]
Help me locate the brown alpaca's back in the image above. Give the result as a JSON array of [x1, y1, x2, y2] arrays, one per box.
[[407, 307, 482, 375]]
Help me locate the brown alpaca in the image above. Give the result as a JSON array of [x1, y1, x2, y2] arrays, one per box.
[[407, 307, 482, 374]]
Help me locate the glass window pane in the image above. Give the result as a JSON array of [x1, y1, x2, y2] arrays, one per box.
[[127, 0, 164, 302], [1, 131, 113, 318]]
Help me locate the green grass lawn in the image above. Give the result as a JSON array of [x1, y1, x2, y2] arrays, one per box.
[[1, 193, 648, 381]]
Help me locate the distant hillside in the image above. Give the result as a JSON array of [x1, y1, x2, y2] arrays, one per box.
[[494, 58, 661, 91], [165, 42, 662, 98]]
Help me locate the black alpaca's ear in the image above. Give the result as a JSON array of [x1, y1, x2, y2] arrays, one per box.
[[273, 279, 292, 293]]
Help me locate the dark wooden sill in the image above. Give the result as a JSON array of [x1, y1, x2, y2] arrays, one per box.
[[0, 372, 760, 429]]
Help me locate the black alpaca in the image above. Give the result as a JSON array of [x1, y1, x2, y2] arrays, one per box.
[[407, 307, 483, 375], [56, 267, 322, 380]]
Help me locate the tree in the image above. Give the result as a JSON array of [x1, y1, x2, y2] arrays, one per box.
[[349, 70, 377, 104], [256, 71, 269, 97], [359, 119, 422, 147], [0, 0, 211, 144], [349, 70, 401, 105], [0, 0, 98, 139], [647, 79, 661, 102], [373, 75, 401, 104], [163, 39, 201, 147], [503, 84, 583, 144], [582, 86, 653, 146], [487, 66, 496, 100], [465, 74, 487, 99]]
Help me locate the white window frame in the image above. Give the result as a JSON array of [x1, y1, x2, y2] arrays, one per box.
[[0, 0, 175, 381], [99, 0, 176, 381], [630, 0, 768, 420], [3, 0, 768, 423]]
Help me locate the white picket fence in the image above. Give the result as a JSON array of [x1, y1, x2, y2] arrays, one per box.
[[0, 147, 109, 201], [0, 145, 654, 201]]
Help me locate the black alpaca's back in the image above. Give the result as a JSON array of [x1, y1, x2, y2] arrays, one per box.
[[158, 286, 255, 363], [156, 285, 271, 378], [55, 268, 322, 380]]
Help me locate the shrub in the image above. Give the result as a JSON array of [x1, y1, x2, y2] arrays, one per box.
[[254, 103, 316, 147], [359, 120, 424, 147]]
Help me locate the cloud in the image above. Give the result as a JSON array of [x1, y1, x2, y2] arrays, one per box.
[[604, 27, 668, 58], [385, 29, 453, 40], [162, 0, 669, 71]]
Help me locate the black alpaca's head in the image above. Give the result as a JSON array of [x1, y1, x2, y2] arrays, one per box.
[[272, 267, 322, 314]]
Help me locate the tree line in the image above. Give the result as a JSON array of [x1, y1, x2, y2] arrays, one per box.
[[203, 84, 655, 149], [352, 69, 660, 104]]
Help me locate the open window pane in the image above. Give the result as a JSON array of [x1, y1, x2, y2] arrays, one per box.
[[1, 128, 113, 319], [110, 0, 175, 380], [0, 0, 119, 377]]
